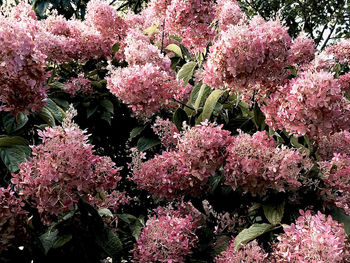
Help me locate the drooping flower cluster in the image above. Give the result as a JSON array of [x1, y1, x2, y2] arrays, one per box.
[[132, 122, 231, 199], [273, 210, 350, 262], [319, 154, 350, 215], [11, 108, 126, 222], [165, 0, 216, 52], [0, 4, 49, 114], [107, 63, 181, 115], [215, 0, 246, 31], [64, 73, 92, 96], [262, 70, 350, 139], [0, 187, 26, 251], [288, 33, 316, 67], [224, 131, 312, 196], [215, 239, 268, 263], [203, 16, 292, 101], [133, 206, 198, 263]]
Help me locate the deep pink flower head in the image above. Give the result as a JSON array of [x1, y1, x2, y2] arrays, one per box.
[[0, 4, 48, 114], [107, 63, 181, 115], [216, 0, 246, 31], [132, 206, 198, 263], [64, 73, 92, 96], [262, 71, 350, 139], [165, 0, 216, 52], [146, 0, 172, 20], [132, 122, 231, 199], [273, 210, 350, 262], [11, 107, 126, 223], [224, 131, 312, 196], [326, 38, 350, 64], [319, 154, 350, 215], [0, 187, 26, 251], [152, 117, 179, 149], [215, 239, 268, 263], [203, 16, 292, 102], [339, 72, 350, 95], [288, 33, 316, 67], [318, 131, 350, 161]]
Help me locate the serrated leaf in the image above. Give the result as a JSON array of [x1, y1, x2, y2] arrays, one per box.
[[177, 61, 197, 86], [101, 111, 112, 125], [184, 83, 202, 115], [194, 84, 212, 111], [44, 98, 63, 122], [52, 234, 72, 249], [96, 226, 123, 257], [3, 112, 28, 134], [331, 207, 350, 236], [137, 137, 160, 152], [234, 223, 273, 250], [39, 106, 56, 126], [129, 126, 146, 140], [100, 99, 114, 114], [130, 219, 144, 240], [263, 201, 285, 225], [0, 145, 31, 173], [166, 44, 183, 58], [200, 89, 224, 122], [173, 108, 188, 131], [117, 213, 137, 224], [49, 82, 67, 89], [0, 136, 28, 147], [98, 208, 114, 218]]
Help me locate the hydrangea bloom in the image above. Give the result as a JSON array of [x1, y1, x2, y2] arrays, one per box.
[[133, 206, 198, 263], [224, 131, 312, 196], [262, 71, 350, 139], [146, 0, 172, 21], [215, 0, 246, 31], [64, 73, 92, 96], [273, 210, 350, 262], [318, 131, 350, 161], [0, 4, 49, 114], [107, 63, 181, 115], [132, 122, 231, 199], [326, 38, 350, 64], [165, 0, 216, 52], [215, 239, 268, 263], [339, 72, 350, 95], [152, 117, 179, 149], [203, 16, 292, 101], [11, 108, 126, 222], [319, 154, 350, 215], [0, 187, 26, 251], [288, 33, 316, 67]]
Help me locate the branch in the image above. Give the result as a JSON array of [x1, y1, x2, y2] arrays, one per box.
[[320, 19, 338, 51], [172, 98, 195, 111]]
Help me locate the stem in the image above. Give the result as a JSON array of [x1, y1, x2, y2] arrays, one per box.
[[161, 19, 166, 54], [172, 98, 195, 111]]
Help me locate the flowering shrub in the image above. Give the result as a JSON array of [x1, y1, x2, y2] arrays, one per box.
[[132, 206, 198, 263], [273, 210, 350, 262]]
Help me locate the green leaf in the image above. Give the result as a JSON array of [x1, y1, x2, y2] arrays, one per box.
[[143, 23, 160, 37], [177, 61, 197, 86], [173, 108, 189, 131], [0, 145, 31, 173], [87, 105, 98, 119], [45, 98, 63, 122], [0, 136, 28, 147], [39, 106, 56, 126], [49, 82, 67, 89], [166, 44, 183, 58], [137, 137, 160, 152], [130, 219, 144, 240], [112, 42, 120, 54], [129, 126, 146, 140], [52, 234, 72, 249], [39, 229, 59, 255], [200, 89, 224, 122], [117, 213, 137, 224], [331, 207, 350, 236], [194, 84, 212, 111], [95, 225, 123, 258], [3, 112, 28, 134], [98, 208, 114, 218], [234, 223, 273, 250], [263, 201, 285, 225], [253, 104, 266, 130], [184, 83, 202, 115], [101, 111, 112, 125], [100, 99, 114, 114]]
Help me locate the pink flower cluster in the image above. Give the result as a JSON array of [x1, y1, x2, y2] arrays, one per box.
[[318, 131, 350, 161], [132, 122, 231, 199], [288, 33, 316, 67], [11, 108, 126, 222], [215, 239, 268, 263], [224, 131, 312, 196], [0, 4, 49, 114], [152, 117, 179, 149], [107, 63, 180, 115], [203, 16, 292, 101], [262, 71, 350, 139], [64, 73, 92, 96], [326, 38, 350, 64], [339, 72, 350, 95], [215, 0, 246, 31], [273, 210, 350, 262], [165, 0, 216, 52], [0, 187, 26, 251], [133, 206, 198, 263], [319, 154, 350, 215]]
